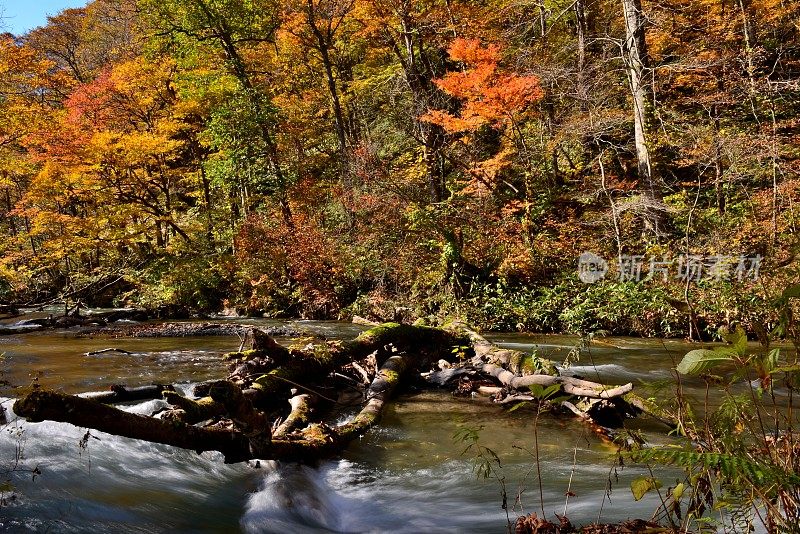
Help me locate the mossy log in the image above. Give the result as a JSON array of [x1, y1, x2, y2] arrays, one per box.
[[448, 322, 633, 399], [161, 391, 225, 423], [448, 321, 558, 375], [338, 352, 410, 437], [241, 322, 466, 401], [273, 394, 314, 438]]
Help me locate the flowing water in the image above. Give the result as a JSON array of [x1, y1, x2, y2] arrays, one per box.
[[0, 318, 770, 532]]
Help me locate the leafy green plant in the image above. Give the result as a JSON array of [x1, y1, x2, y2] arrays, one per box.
[[453, 425, 516, 532], [627, 311, 800, 532], [675, 325, 746, 376], [454, 383, 573, 532], [453, 425, 503, 481], [450, 344, 471, 362]]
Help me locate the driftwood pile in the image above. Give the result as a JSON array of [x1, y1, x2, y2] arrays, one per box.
[[13, 322, 665, 464]]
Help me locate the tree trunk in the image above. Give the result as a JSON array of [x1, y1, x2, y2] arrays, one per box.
[[383, 13, 448, 204], [316, 35, 349, 178], [737, 0, 757, 94], [421, 122, 446, 203], [14, 390, 256, 462], [712, 104, 726, 215], [621, 0, 665, 235], [574, 0, 588, 107]]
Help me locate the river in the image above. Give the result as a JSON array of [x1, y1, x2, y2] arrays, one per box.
[[0, 318, 748, 532]]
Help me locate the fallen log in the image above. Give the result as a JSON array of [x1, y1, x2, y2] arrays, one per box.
[[477, 362, 633, 400], [14, 390, 255, 462], [447, 322, 634, 400], [80, 384, 175, 404], [339, 352, 410, 437], [442, 322, 651, 435], [16, 387, 365, 463], [273, 394, 314, 438], [236, 322, 466, 401], [448, 320, 558, 376]]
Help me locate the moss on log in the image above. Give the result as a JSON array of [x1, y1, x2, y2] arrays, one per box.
[[248, 322, 466, 399], [447, 321, 557, 376], [161, 391, 225, 423], [273, 394, 314, 438], [339, 353, 411, 438]]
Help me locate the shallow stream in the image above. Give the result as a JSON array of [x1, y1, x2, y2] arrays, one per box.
[[0, 319, 770, 532]]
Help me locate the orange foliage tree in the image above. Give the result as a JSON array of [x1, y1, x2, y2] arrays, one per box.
[[423, 38, 542, 194]]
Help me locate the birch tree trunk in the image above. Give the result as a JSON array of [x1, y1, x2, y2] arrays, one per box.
[[621, 0, 665, 235]]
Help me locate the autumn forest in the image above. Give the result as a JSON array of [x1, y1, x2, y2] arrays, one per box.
[[1, 0, 799, 337]]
